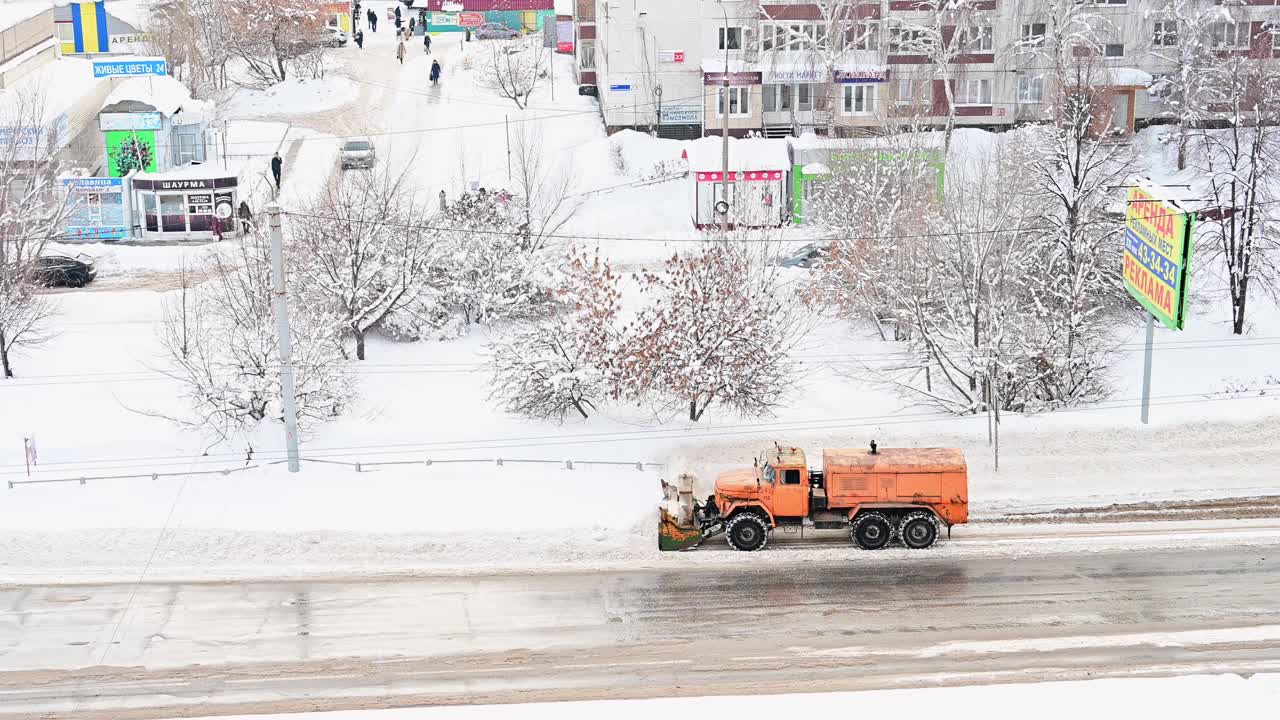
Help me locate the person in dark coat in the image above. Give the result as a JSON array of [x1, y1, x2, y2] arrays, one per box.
[[354, 29, 364, 48], [408, 16, 415, 34], [367, 9, 377, 32], [270, 152, 282, 189], [423, 32, 431, 53], [237, 201, 253, 234], [354, 0, 361, 25], [430, 59, 441, 84]]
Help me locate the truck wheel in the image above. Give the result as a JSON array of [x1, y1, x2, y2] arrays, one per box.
[[899, 511, 939, 549], [726, 514, 770, 552], [851, 512, 892, 550]]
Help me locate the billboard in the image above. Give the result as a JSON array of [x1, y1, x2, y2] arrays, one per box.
[[1123, 182, 1194, 330], [105, 130, 158, 177]]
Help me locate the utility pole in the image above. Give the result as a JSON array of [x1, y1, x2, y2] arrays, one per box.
[[267, 204, 300, 473], [505, 114, 512, 183], [717, 0, 730, 238], [1140, 312, 1154, 424]]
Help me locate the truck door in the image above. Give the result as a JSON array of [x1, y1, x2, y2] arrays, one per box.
[[771, 467, 810, 518]]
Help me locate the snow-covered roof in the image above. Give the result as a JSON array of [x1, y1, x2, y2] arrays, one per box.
[[683, 136, 790, 172], [789, 132, 944, 152], [757, 50, 884, 79], [1100, 67, 1152, 88], [0, 1, 50, 31], [101, 74, 193, 117], [0, 56, 108, 126], [802, 162, 830, 175], [134, 161, 236, 182]]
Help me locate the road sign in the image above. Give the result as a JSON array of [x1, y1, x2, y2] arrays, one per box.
[[459, 12, 483, 27], [92, 58, 166, 77], [609, 84, 632, 92]]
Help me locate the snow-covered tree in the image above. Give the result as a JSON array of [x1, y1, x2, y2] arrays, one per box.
[[156, 228, 350, 447], [477, 38, 547, 109], [488, 250, 623, 421], [1193, 48, 1280, 334], [887, 0, 991, 151], [435, 190, 554, 327], [288, 167, 437, 360], [222, 0, 327, 87], [145, 0, 231, 96], [624, 240, 807, 421], [508, 123, 581, 253], [1143, 0, 1219, 169], [807, 134, 941, 340], [0, 91, 70, 379]]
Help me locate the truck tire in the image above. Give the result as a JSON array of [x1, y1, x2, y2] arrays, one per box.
[[899, 511, 939, 549], [851, 512, 892, 550], [726, 513, 770, 551]]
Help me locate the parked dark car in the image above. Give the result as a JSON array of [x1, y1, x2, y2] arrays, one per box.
[[34, 253, 96, 288], [475, 22, 520, 39], [775, 243, 827, 269]]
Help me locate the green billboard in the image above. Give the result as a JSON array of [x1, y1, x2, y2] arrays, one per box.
[[105, 129, 157, 177]]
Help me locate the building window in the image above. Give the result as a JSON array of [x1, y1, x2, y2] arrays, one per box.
[[763, 83, 814, 113], [579, 40, 595, 69], [847, 20, 879, 51], [1148, 74, 1170, 100], [1016, 75, 1044, 103], [1103, 43, 1125, 58], [957, 26, 993, 52], [1210, 22, 1249, 49], [896, 78, 929, 104], [717, 86, 751, 117], [173, 132, 204, 165], [1152, 21, 1178, 46], [841, 84, 876, 115], [1083, 0, 1127, 5], [956, 78, 991, 105], [760, 23, 827, 51], [888, 27, 927, 54], [57, 23, 76, 46], [1020, 23, 1046, 44], [719, 26, 743, 51]]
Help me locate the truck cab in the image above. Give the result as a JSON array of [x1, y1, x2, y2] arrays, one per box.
[[713, 445, 811, 525]]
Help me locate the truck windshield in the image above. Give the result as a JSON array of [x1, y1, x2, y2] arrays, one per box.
[[762, 462, 776, 484]]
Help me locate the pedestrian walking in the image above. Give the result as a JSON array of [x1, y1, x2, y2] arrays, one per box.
[[270, 152, 282, 189], [423, 32, 431, 53], [354, 0, 361, 25], [394, 4, 401, 22], [465, 28, 471, 42], [238, 201, 253, 234], [430, 59, 441, 84], [396, 40, 406, 64], [408, 16, 415, 34], [354, 28, 364, 49], [368, 9, 377, 32]]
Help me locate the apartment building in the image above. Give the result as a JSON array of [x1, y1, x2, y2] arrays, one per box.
[[576, 0, 1280, 138]]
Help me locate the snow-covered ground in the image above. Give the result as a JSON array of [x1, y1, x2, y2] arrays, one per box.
[[2, 14, 1278, 584], [178, 674, 1280, 720]]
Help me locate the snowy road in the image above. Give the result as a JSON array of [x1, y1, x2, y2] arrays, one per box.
[[2, 544, 1278, 718]]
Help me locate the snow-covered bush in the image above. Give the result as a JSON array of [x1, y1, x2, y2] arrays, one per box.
[[156, 229, 351, 446], [476, 39, 547, 109], [488, 251, 623, 421], [435, 190, 555, 327], [623, 241, 807, 421]]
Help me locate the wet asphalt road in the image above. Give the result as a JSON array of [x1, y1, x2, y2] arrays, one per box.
[[2, 545, 1279, 718]]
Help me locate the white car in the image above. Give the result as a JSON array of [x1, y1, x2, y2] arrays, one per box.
[[340, 138, 375, 169]]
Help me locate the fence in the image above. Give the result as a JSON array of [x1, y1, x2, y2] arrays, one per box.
[[6, 456, 666, 489]]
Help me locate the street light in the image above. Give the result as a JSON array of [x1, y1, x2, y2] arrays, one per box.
[[715, 0, 730, 237]]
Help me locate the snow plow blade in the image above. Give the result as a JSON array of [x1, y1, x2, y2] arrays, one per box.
[[660, 473, 719, 551], [659, 508, 704, 551]]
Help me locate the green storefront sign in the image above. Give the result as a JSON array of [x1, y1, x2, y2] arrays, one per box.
[[105, 129, 158, 177]]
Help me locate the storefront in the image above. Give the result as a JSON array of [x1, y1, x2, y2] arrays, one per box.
[[131, 168, 238, 242], [684, 136, 790, 229], [60, 176, 132, 241]]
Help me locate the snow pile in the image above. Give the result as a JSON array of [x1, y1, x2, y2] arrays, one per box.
[[683, 135, 791, 171], [101, 74, 201, 117]]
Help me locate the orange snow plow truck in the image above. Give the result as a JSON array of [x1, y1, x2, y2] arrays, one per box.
[[660, 442, 968, 551]]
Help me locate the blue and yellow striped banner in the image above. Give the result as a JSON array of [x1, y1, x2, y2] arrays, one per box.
[[67, 2, 110, 54]]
